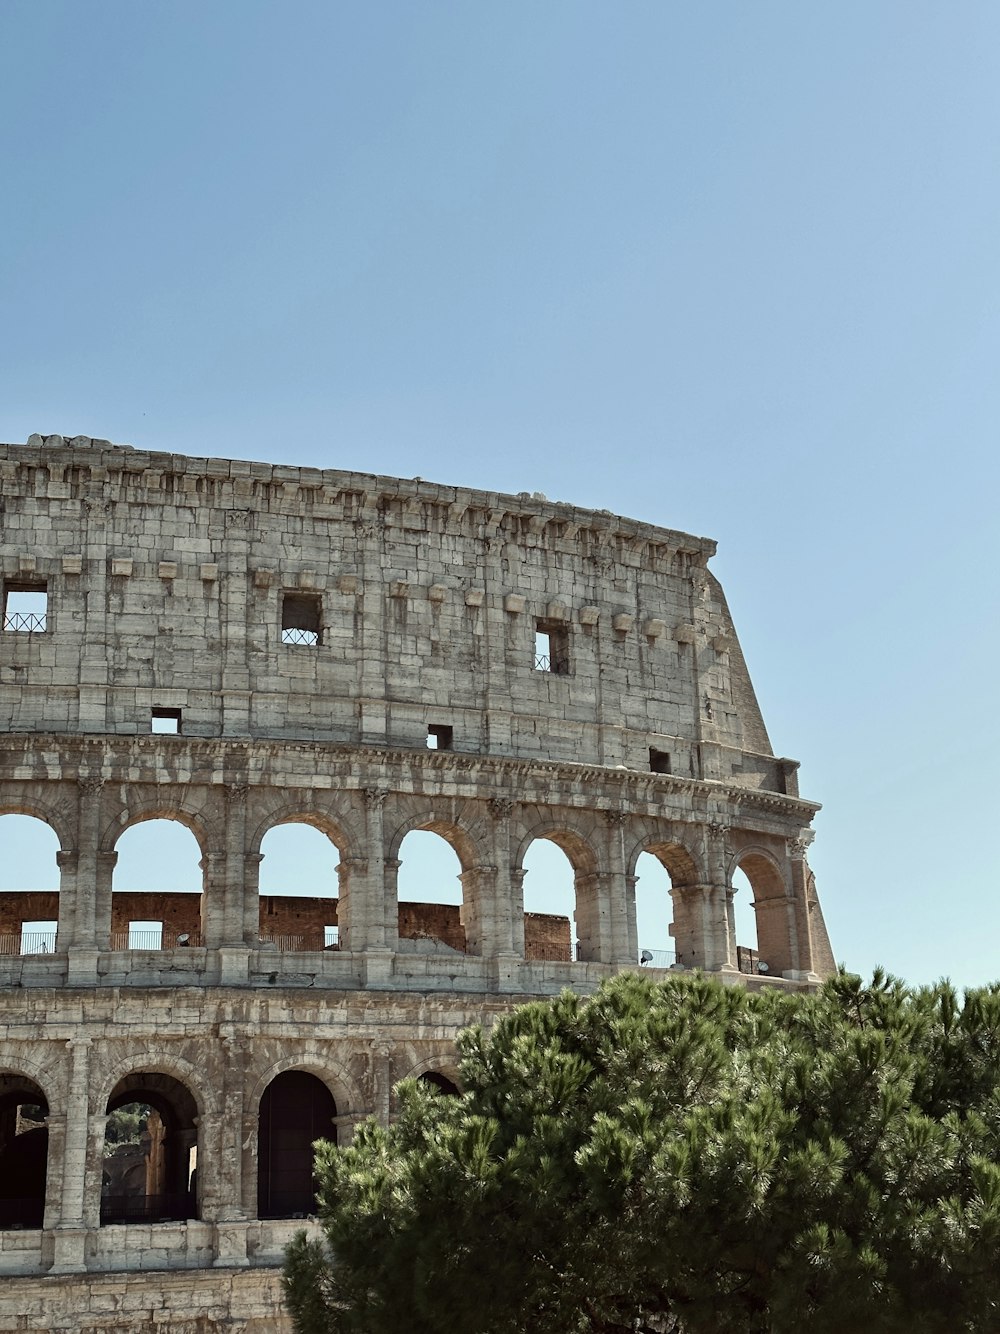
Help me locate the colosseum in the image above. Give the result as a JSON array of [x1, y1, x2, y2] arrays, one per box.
[[0, 434, 833, 1332]]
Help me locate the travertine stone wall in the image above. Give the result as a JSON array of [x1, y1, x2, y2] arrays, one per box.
[[0, 436, 834, 1331]]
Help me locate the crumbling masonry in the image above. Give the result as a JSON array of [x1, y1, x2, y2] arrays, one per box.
[[0, 434, 833, 1332]]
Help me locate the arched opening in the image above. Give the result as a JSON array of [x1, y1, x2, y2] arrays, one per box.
[[396, 830, 467, 955], [634, 841, 700, 968], [0, 815, 61, 956], [418, 1071, 459, 1096], [112, 819, 203, 949], [101, 1072, 198, 1224], [634, 852, 675, 968], [733, 854, 788, 975], [521, 838, 576, 962], [258, 821, 342, 953], [0, 1074, 49, 1227], [731, 866, 758, 972], [257, 1071, 336, 1219]]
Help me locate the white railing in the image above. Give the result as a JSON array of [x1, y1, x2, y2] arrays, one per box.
[[0, 931, 57, 956], [639, 949, 676, 969]]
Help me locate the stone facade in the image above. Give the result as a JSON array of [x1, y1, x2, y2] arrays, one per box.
[[0, 435, 833, 1332]]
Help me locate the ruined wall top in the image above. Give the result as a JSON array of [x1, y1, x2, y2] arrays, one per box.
[[0, 435, 790, 791]]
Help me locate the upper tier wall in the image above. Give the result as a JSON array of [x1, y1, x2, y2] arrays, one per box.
[[0, 437, 786, 789]]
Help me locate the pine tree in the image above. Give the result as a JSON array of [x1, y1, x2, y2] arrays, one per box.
[[283, 971, 1000, 1333]]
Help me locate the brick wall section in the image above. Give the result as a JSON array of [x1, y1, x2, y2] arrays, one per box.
[[524, 911, 572, 962], [0, 891, 58, 935], [0, 892, 573, 960], [0, 873, 604, 959]]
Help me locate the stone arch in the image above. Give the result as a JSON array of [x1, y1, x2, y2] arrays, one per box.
[[514, 815, 602, 963], [247, 1052, 362, 1123], [624, 832, 704, 968], [625, 834, 701, 886], [512, 817, 600, 876], [255, 1069, 337, 1220], [247, 798, 361, 863], [389, 799, 495, 957], [252, 804, 356, 954], [94, 1050, 215, 1123], [385, 799, 491, 871], [106, 811, 207, 950], [100, 801, 213, 860], [99, 1063, 204, 1226], [248, 1055, 355, 1222], [0, 795, 73, 854], [729, 845, 793, 975], [398, 1053, 462, 1091], [0, 811, 64, 956]]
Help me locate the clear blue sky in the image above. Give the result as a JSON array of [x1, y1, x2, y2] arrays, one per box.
[[2, 2, 998, 988]]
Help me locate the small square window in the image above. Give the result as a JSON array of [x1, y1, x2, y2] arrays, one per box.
[[534, 621, 569, 674], [128, 920, 163, 950], [426, 724, 453, 751], [20, 920, 57, 954], [282, 593, 322, 646], [649, 748, 671, 774], [151, 707, 182, 735], [3, 583, 48, 633]]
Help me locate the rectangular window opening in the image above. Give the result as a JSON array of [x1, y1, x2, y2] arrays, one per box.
[[282, 593, 322, 646], [3, 583, 48, 634], [20, 920, 57, 955], [128, 920, 163, 950], [151, 707, 182, 735], [534, 621, 569, 674], [649, 748, 671, 774], [426, 724, 453, 751], [324, 925, 340, 949]]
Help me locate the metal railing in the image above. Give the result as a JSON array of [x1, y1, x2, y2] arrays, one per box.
[[0, 931, 57, 956], [281, 627, 319, 646], [258, 933, 306, 951], [2, 612, 46, 633], [639, 949, 676, 969], [100, 1191, 194, 1225], [109, 930, 202, 950]]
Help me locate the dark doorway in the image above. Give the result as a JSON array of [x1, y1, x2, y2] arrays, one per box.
[[0, 1077, 49, 1228], [257, 1071, 336, 1219], [418, 1071, 459, 1096]]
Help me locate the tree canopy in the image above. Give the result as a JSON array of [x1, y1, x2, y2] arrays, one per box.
[[283, 971, 1000, 1333]]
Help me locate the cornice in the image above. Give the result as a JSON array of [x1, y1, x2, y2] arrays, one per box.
[[0, 732, 821, 822]]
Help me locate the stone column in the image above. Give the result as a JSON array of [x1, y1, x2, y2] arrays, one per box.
[[603, 811, 634, 966], [701, 823, 737, 972], [334, 856, 368, 952], [212, 1032, 250, 1267], [781, 835, 818, 980], [370, 1044, 393, 1126], [51, 1038, 91, 1272], [669, 884, 712, 969], [459, 865, 498, 957], [509, 867, 527, 957], [65, 777, 105, 984], [361, 791, 394, 985], [219, 783, 250, 947], [94, 850, 118, 951], [199, 851, 226, 950], [573, 871, 613, 963]]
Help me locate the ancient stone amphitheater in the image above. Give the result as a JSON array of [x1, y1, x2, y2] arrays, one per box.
[[0, 434, 832, 1332]]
